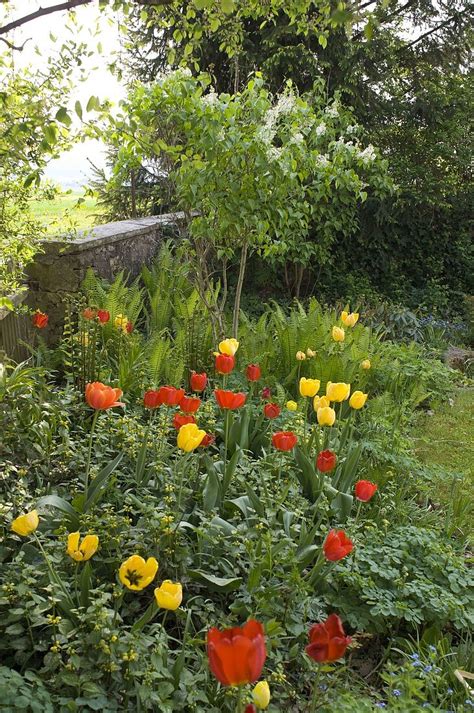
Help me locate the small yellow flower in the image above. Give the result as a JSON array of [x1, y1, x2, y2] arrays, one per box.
[[306, 348, 316, 358], [286, 400, 298, 411], [67, 532, 99, 562], [341, 311, 359, 327], [218, 338, 239, 356], [361, 359, 371, 370], [177, 423, 206, 452], [252, 680, 271, 709], [349, 391, 368, 409], [295, 350, 306, 361], [332, 326, 345, 342], [154, 580, 183, 610], [313, 395, 330, 411], [119, 555, 158, 591], [326, 381, 351, 402], [317, 406, 336, 427], [114, 313, 129, 333], [299, 377, 320, 398], [11, 510, 39, 536]]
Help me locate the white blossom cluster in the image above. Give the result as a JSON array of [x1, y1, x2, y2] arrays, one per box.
[[358, 144, 376, 163]]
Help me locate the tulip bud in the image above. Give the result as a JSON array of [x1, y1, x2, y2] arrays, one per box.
[[332, 326, 345, 342], [306, 348, 316, 358], [286, 400, 297, 411], [252, 680, 271, 709], [246, 364, 262, 382], [296, 350, 306, 361], [361, 359, 371, 370]]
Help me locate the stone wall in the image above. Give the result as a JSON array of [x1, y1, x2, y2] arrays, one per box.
[[1, 213, 185, 356]]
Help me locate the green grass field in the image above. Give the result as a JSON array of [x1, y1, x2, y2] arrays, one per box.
[[29, 192, 104, 234]]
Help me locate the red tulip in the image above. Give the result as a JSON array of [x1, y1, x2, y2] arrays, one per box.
[[86, 382, 124, 410], [199, 433, 216, 447], [215, 353, 235, 375], [245, 707, 257, 713], [173, 413, 196, 430], [143, 390, 161, 409], [214, 389, 247, 410], [355, 480, 378, 502], [246, 364, 261, 382], [97, 309, 110, 324], [207, 619, 266, 686], [261, 387, 272, 400], [82, 307, 96, 320], [323, 529, 354, 561], [190, 371, 207, 392], [264, 402, 281, 419], [306, 614, 352, 663], [180, 396, 201, 414], [316, 449, 337, 473], [272, 431, 297, 451], [32, 310, 48, 329], [157, 386, 185, 406], [126, 321, 133, 334]]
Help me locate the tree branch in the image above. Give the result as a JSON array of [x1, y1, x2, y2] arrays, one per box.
[[0, 35, 31, 50], [398, 9, 470, 51], [0, 0, 92, 36], [0, 0, 176, 37]]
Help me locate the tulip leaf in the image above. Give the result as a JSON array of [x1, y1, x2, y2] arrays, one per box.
[[245, 484, 265, 517], [84, 453, 123, 511], [227, 495, 251, 517], [203, 468, 221, 511], [294, 446, 322, 502], [222, 447, 242, 496], [296, 544, 319, 569], [36, 495, 80, 529], [209, 516, 235, 535], [132, 601, 159, 632], [80, 561, 92, 608], [188, 570, 242, 592]]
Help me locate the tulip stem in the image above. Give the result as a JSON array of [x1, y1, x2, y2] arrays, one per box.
[[33, 534, 74, 608], [309, 664, 322, 712], [235, 685, 245, 713], [84, 410, 99, 503]]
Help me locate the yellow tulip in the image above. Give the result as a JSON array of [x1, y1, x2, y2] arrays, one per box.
[[299, 377, 320, 398], [11, 510, 39, 536], [326, 381, 351, 402], [114, 313, 129, 333], [341, 311, 359, 327], [313, 395, 330, 411], [252, 680, 271, 709], [317, 406, 336, 426], [218, 338, 239, 356], [332, 326, 345, 342], [295, 350, 306, 361], [306, 348, 316, 358], [286, 400, 298, 411], [154, 580, 183, 610], [349, 391, 368, 409], [119, 555, 158, 591], [177, 423, 206, 452], [361, 359, 371, 370], [67, 532, 99, 562]]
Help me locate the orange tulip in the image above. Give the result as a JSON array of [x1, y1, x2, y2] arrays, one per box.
[[85, 382, 124, 410]]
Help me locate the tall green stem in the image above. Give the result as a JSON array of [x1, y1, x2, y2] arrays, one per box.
[[235, 685, 245, 713], [310, 665, 322, 712], [84, 410, 99, 502]]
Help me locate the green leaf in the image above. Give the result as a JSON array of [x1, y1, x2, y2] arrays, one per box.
[[188, 570, 242, 592], [203, 468, 221, 510], [84, 453, 123, 511], [80, 561, 91, 608], [221, 0, 235, 13], [55, 107, 72, 126], [75, 100, 83, 120], [36, 495, 79, 529]]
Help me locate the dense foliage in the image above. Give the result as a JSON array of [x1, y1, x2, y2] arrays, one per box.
[[1, 252, 472, 711]]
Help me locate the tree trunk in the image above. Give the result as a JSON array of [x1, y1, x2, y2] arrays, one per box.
[[232, 242, 248, 338]]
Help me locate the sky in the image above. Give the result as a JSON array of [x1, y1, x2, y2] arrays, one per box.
[[3, 1, 126, 190]]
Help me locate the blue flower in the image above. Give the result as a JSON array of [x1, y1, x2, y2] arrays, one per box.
[[375, 704, 387, 709], [392, 690, 402, 696], [410, 653, 420, 660], [447, 688, 453, 694], [428, 645, 436, 652], [424, 665, 433, 672]]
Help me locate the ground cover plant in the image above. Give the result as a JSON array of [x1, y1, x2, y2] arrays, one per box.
[[1, 253, 473, 712]]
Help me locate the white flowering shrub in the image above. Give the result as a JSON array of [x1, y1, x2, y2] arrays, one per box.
[[106, 72, 393, 320]]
